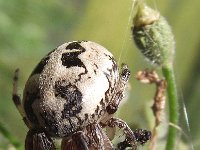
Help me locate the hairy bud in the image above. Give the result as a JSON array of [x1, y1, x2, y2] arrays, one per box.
[[132, 4, 175, 67]]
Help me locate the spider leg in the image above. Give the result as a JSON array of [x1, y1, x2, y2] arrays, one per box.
[[12, 69, 30, 127], [105, 118, 151, 150], [61, 131, 89, 150], [117, 129, 151, 150], [106, 64, 130, 114], [101, 64, 130, 122], [25, 129, 56, 150], [105, 125, 116, 141], [101, 64, 130, 142], [105, 117, 137, 150], [86, 123, 113, 150], [62, 124, 113, 150]]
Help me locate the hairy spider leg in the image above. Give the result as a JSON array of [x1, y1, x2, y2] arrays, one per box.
[[106, 64, 130, 115], [61, 131, 89, 150], [12, 69, 30, 128], [102, 64, 131, 141], [105, 117, 138, 150], [61, 123, 113, 150]]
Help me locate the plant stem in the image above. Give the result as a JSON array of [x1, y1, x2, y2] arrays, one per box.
[[0, 122, 23, 150], [162, 65, 179, 150]]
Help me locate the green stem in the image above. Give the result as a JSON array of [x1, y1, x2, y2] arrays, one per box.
[[162, 65, 179, 150], [0, 122, 23, 150]]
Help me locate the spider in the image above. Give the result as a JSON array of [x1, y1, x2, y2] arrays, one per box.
[[12, 41, 151, 150]]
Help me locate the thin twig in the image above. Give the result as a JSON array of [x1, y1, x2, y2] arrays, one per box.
[[136, 69, 166, 150]]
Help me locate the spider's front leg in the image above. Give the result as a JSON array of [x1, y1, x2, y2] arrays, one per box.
[[101, 64, 130, 141], [103, 65, 151, 149], [106, 64, 131, 114]]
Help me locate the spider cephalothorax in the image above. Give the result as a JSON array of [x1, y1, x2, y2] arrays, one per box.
[[12, 41, 151, 150]]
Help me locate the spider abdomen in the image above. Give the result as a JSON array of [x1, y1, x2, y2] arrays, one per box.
[[22, 41, 119, 137]]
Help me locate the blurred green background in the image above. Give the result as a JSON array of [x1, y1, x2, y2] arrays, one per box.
[[0, 0, 199, 149]]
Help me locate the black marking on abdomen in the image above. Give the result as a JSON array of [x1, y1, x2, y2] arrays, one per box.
[[62, 42, 86, 68], [31, 56, 50, 76], [40, 111, 59, 137], [62, 41, 89, 82], [75, 67, 88, 82], [104, 53, 118, 73], [54, 82, 83, 119], [61, 52, 85, 68], [66, 42, 86, 51], [24, 91, 40, 125]]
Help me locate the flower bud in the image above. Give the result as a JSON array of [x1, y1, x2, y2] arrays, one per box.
[[132, 4, 175, 67]]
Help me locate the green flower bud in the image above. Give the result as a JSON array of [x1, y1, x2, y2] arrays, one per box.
[[132, 4, 175, 67]]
